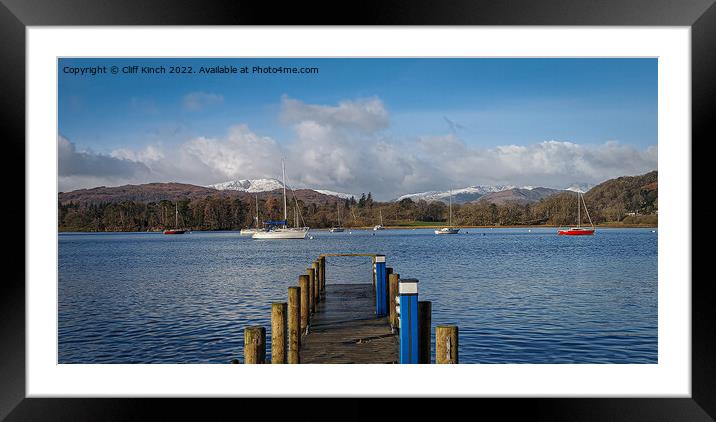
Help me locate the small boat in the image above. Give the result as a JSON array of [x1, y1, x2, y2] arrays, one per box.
[[435, 189, 459, 235], [240, 194, 266, 236], [163, 203, 186, 235], [252, 160, 309, 240], [435, 227, 459, 235], [330, 202, 345, 232], [373, 210, 385, 231], [558, 191, 595, 236]]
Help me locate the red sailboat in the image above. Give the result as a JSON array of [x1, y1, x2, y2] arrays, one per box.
[[558, 191, 595, 236], [163, 203, 186, 235]]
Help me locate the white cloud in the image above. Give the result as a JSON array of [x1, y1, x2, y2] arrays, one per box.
[[280, 95, 389, 133], [182, 91, 224, 111], [58, 135, 151, 191], [59, 97, 658, 199]]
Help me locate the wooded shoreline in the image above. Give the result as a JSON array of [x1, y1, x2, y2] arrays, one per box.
[[58, 223, 657, 233]]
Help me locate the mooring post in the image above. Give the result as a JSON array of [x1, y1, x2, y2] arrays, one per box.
[[398, 278, 419, 364], [374, 255, 387, 316], [418, 301, 432, 364], [312, 261, 321, 300], [389, 273, 400, 330], [299, 275, 310, 332], [436, 325, 458, 364], [385, 267, 393, 317], [319, 256, 326, 293], [306, 268, 318, 313], [244, 326, 266, 364], [271, 302, 287, 364], [371, 256, 377, 293], [312, 265, 319, 306], [288, 286, 301, 364]]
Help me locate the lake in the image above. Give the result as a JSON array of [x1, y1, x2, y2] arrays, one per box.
[[58, 227, 657, 364]]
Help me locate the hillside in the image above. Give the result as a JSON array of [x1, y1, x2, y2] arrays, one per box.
[[57, 171, 657, 231], [531, 171, 658, 225], [475, 187, 564, 205], [58, 182, 344, 206], [584, 170, 658, 221]]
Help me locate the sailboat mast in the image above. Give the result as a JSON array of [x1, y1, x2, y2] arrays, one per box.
[[577, 191, 581, 228], [255, 194, 259, 228], [449, 189, 452, 226], [175, 203, 178, 228], [282, 159, 288, 227]]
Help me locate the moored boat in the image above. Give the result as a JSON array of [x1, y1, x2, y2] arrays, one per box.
[[558, 191, 595, 236], [240, 194, 266, 236], [330, 201, 345, 232], [163, 203, 187, 235], [252, 159, 310, 240], [373, 210, 385, 230], [435, 189, 459, 235]]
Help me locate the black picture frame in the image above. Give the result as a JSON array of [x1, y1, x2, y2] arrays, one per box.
[[1, 0, 709, 419]]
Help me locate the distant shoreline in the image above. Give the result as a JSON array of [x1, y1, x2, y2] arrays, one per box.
[[59, 223, 657, 233]]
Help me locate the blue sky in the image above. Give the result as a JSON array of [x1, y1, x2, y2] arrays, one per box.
[[58, 58, 658, 199]]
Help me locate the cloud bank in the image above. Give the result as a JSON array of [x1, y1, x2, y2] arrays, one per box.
[[59, 96, 657, 199]]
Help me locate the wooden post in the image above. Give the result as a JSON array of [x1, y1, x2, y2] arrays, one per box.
[[307, 267, 316, 312], [385, 267, 393, 316], [312, 261, 320, 299], [299, 275, 310, 333], [389, 273, 400, 329], [418, 301, 432, 364], [271, 303, 287, 364], [436, 325, 458, 364], [311, 268, 318, 309], [319, 256, 326, 292], [288, 286, 301, 364], [244, 326, 266, 364]]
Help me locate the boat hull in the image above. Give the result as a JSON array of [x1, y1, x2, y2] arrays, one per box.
[[329, 228, 345, 233], [240, 229, 265, 236], [435, 228, 460, 235], [558, 228, 595, 236], [163, 230, 186, 235], [252, 228, 309, 239], [373, 225, 385, 231]]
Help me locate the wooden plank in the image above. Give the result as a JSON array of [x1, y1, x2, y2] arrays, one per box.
[[300, 284, 399, 364]]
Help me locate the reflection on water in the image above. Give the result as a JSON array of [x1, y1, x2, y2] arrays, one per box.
[[59, 228, 657, 363]]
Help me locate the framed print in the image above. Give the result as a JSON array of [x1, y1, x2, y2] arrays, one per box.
[[3, 0, 711, 419]]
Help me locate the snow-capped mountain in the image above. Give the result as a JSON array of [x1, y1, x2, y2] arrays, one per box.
[[395, 185, 518, 204], [208, 178, 284, 193], [564, 182, 594, 193], [208, 179, 355, 199], [313, 189, 355, 200]]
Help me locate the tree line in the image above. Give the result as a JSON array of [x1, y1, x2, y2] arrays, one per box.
[[58, 185, 657, 232]]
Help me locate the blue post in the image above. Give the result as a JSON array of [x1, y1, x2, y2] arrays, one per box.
[[399, 278, 419, 364], [375, 255, 387, 316]]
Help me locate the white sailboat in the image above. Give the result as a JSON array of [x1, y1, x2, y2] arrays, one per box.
[[252, 160, 310, 240], [240, 194, 266, 236], [329, 202, 345, 232], [373, 209, 385, 230], [435, 189, 459, 235]]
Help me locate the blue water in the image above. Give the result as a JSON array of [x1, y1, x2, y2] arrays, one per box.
[[58, 228, 657, 364]]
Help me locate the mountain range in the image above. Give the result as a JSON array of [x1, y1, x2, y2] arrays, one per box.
[[59, 178, 596, 206]]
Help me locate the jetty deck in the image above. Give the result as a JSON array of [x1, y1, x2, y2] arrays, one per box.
[[300, 284, 398, 364], [239, 254, 458, 364]]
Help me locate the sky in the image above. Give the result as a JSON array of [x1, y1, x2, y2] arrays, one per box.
[[58, 58, 657, 200]]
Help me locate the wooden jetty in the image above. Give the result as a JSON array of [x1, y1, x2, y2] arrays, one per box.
[[300, 283, 398, 363], [240, 253, 458, 364]]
